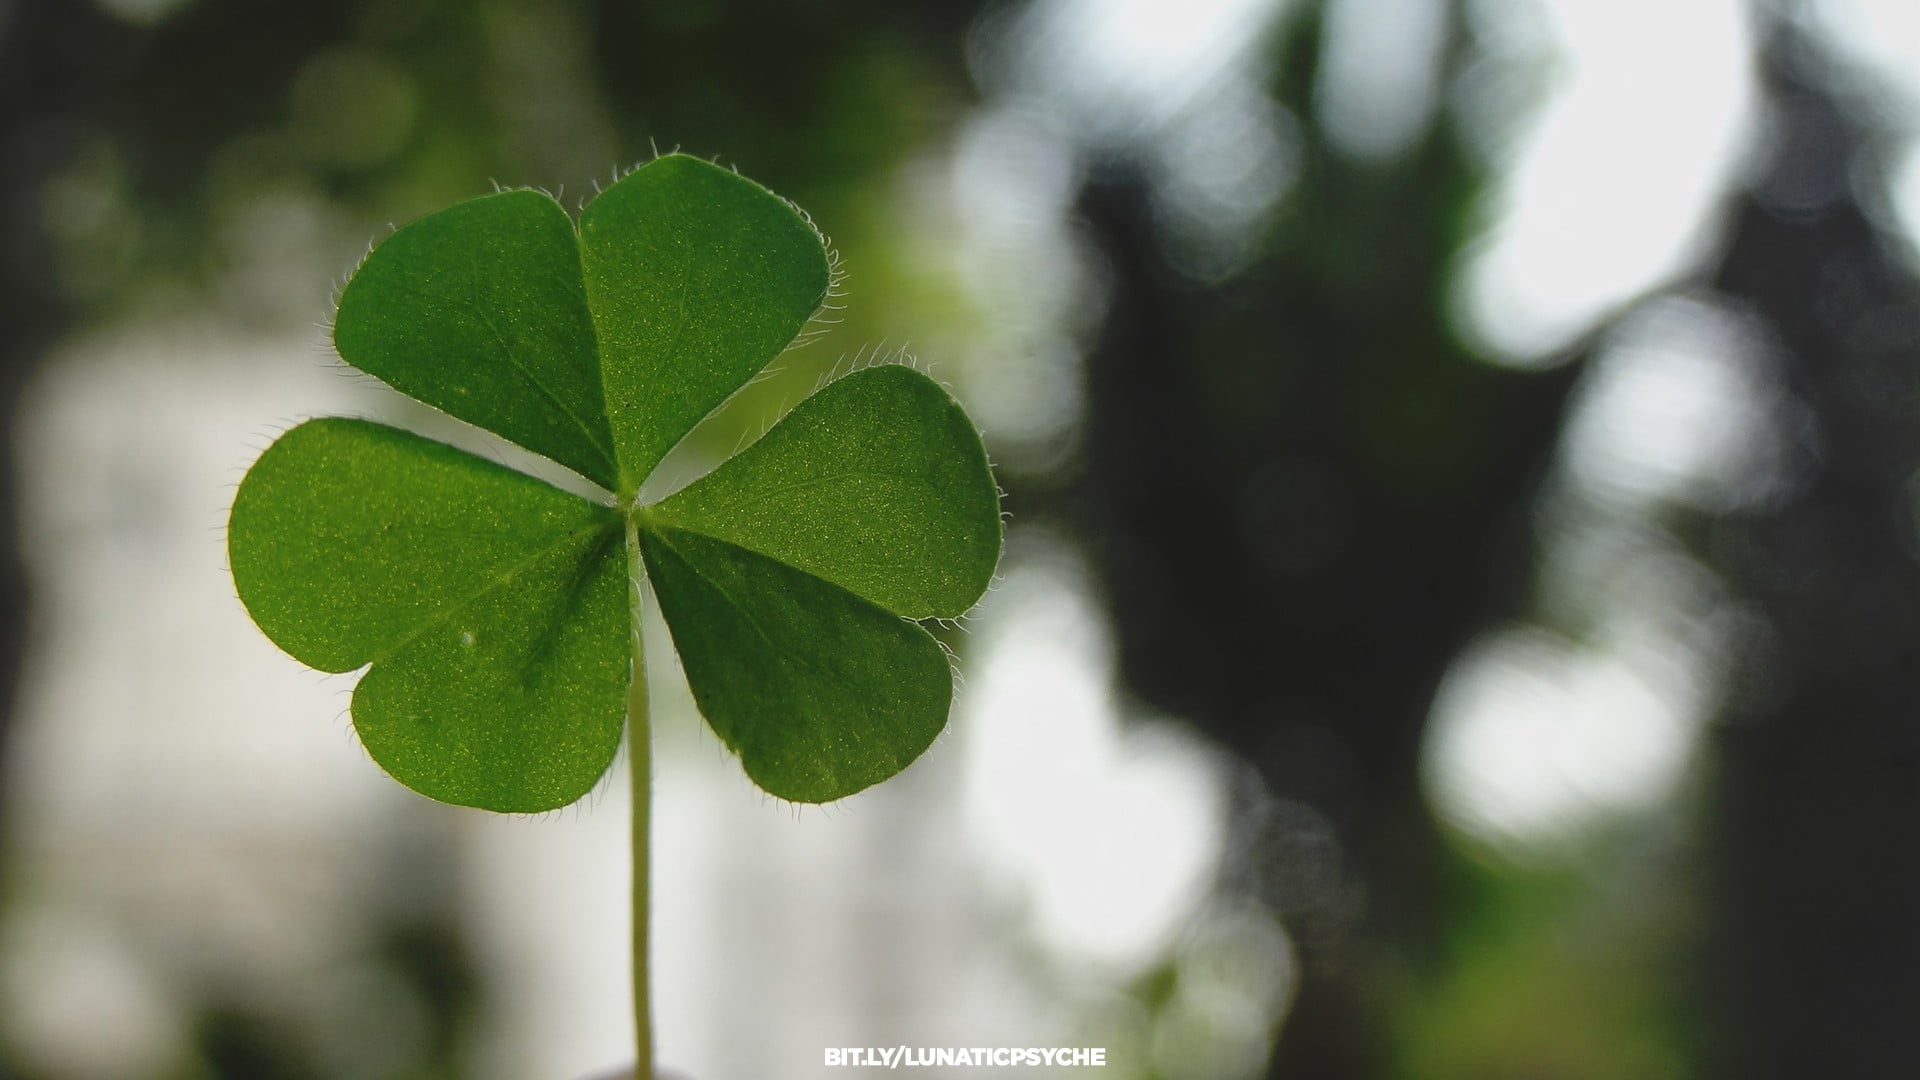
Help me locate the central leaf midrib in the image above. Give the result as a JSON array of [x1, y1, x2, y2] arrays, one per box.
[[644, 508, 906, 614], [644, 502, 938, 618], [646, 525, 794, 663], [368, 512, 622, 668], [646, 524, 927, 793], [508, 523, 623, 685], [452, 258, 618, 475], [467, 297, 618, 475], [388, 275, 618, 481], [644, 524, 878, 714]]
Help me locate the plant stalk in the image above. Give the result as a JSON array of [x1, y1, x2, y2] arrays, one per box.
[[626, 512, 654, 1079]]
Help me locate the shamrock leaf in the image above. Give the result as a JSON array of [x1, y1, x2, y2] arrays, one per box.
[[229, 155, 1001, 811]]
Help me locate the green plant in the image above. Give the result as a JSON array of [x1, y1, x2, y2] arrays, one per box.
[[227, 154, 1001, 1073]]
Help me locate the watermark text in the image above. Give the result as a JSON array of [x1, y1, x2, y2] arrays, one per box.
[[825, 1046, 1106, 1068]]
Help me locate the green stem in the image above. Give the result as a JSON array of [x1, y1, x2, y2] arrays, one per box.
[[626, 512, 654, 1079]]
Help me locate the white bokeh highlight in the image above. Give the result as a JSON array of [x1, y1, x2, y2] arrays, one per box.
[[1457, 0, 1756, 362]]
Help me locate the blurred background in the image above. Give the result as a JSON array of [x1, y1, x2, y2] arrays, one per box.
[[4, 0, 1920, 1076]]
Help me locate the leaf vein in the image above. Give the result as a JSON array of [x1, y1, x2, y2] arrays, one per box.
[[392, 274, 618, 477], [369, 515, 621, 668]]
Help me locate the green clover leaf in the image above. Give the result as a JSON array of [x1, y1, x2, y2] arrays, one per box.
[[228, 155, 1001, 811]]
